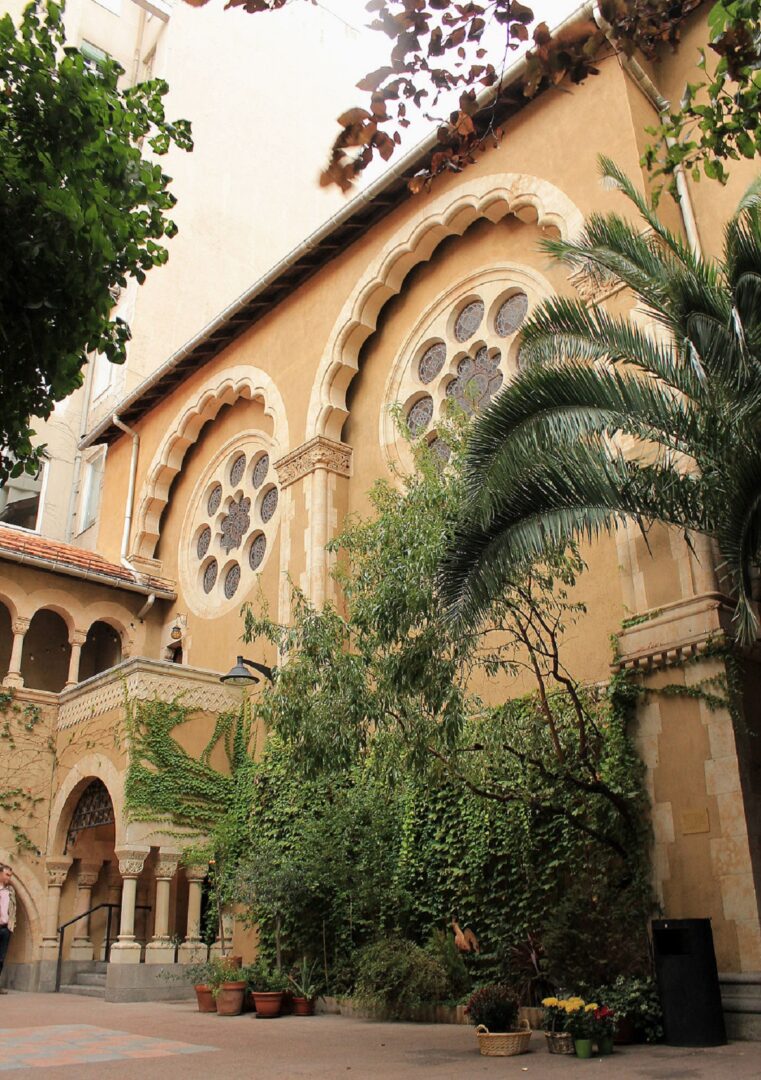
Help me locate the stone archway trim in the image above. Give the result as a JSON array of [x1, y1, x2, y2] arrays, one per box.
[[47, 755, 125, 856], [306, 173, 585, 443], [0, 851, 46, 956], [132, 366, 289, 561]]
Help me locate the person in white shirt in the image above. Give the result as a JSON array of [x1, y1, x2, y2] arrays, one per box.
[[0, 863, 16, 994]]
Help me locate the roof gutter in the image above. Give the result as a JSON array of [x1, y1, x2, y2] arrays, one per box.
[[0, 546, 175, 600], [79, 2, 596, 452], [593, 3, 703, 258]]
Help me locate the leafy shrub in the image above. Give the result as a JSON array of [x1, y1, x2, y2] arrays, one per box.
[[424, 929, 471, 1000], [354, 936, 448, 1017], [593, 974, 663, 1043], [465, 984, 519, 1032]]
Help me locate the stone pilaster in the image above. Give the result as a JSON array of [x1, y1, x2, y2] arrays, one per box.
[[40, 857, 73, 960], [68, 863, 101, 961], [145, 851, 181, 964], [178, 864, 207, 964], [109, 847, 149, 965]]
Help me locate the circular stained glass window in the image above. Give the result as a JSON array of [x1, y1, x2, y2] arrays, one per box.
[[418, 343, 446, 385], [407, 395, 433, 435], [252, 454, 269, 488], [495, 293, 528, 337], [224, 563, 241, 599], [207, 484, 222, 516], [203, 559, 218, 594], [446, 348, 503, 415], [261, 487, 279, 523], [249, 533, 266, 571], [196, 525, 211, 560], [429, 437, 451, 464], [230, 453, 246, 486], [454, 299, 484, 342]]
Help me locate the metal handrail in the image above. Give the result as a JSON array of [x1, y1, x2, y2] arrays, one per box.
[[55, 902, 152, 992]]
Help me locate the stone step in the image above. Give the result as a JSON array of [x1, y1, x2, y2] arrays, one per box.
[[76, 973, 107, 988], [93, 962, 108, 974], [59, 985, 106, 999]]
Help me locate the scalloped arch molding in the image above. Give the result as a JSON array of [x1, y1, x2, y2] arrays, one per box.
[[306, 173, 584, 442], [133, 367, 288, 561]]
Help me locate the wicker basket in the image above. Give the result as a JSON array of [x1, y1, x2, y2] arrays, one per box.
[[545, 1031, 575, 1055], [474, 1020, 532, 1056]]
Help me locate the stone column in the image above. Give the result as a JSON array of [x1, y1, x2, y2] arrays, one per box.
[[65, 630, 88, 689], [145, 851, 181, 964], [102, 861, 123, 960], [40, 857, 73, 960], [3, 617, 30, 687], [68, 863, 101, 961], [109, 847, 149, 965], [178, 864, 207, 963]]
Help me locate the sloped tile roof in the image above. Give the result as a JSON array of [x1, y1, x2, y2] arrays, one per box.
[[0, 527, 176, 598]]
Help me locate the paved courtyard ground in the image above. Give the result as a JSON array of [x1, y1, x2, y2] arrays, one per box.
[[1, 992, 761, 1079]]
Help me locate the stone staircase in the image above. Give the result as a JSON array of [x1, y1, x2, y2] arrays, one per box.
[[60, 961, 108, 999], [720, 972, 761, 1040]]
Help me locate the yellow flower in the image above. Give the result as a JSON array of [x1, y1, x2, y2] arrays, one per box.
[[542, 997, 559, 1007], [585, 1003, 599, 1012]]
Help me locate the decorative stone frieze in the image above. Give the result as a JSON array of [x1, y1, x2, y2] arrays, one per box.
[[613, 593, 735, 673], [57, 657, 241, 729], [274, 437, 352, 489], [568, 265, 626, 306]]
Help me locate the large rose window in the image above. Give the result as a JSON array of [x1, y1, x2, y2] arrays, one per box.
[[389, 279, 533, 461], [181, 437, 280, 613]]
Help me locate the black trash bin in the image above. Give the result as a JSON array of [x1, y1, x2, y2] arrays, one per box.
[[652, 918, 727, 1046]]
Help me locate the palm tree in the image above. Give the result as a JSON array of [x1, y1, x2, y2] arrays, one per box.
[[438, 159, 761, 642]]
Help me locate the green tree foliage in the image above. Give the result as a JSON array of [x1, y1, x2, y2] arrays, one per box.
[[644, 0, 761, 186], [438, 159, 761, 643], [0, 1, 192, 480], [247, 423, 645, 854]]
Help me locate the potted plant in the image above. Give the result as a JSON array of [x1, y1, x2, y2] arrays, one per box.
[[465, 984, 531, 1057], [564, 998, 597, 1058], [594, 974, 663, 1044], [246, 958, 287, 1018], [541, 997, 575, 1055], [288, 957, 321, 1016], [184, 961, 219, 1014], [588, 1005, 616, 1055]]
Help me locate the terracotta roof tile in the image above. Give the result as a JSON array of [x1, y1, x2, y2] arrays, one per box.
[[0, 527, 175, 598]]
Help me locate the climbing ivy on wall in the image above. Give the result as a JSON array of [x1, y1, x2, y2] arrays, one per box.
[[0, 689, 51, 854]]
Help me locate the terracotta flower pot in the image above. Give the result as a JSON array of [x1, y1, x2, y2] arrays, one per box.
[[195, 984, 217, 1013], [252, 991, 284, 1018], [292, 996, 316, 1016], [216, 980, 246, 1016]]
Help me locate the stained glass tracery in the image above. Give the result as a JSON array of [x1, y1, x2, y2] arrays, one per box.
[[495, 292, 528, 337], [407, 395, 433, 435], [454, 299, 484, 342], [220, 496, 251, 554]]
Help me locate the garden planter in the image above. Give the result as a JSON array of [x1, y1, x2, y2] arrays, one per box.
[[545, 1031, 574, 1055], [194, 985, 217, 1013], [252, 991, 284, 1018], [614, 1017, 636, 1045], [292, 996, 316, 1016], [574, 1038, 593, 1059], [596, 1036, 614, 1055], [474, 1021, 532, 1056], [216, 980, 246, 1016]]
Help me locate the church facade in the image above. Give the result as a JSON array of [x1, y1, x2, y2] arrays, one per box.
[[2, 4, 761, 1029]]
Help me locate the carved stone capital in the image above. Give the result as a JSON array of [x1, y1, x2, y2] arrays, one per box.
[[45, 857, 72, 888], [155, 853, 181, 880], [76, 865, 101, 889], [184, 864, 209, 884], [274, 437, 352, 489], [11, 617, 30, 636], [69, 630, 88, 648], [114, 846, 149, 879]]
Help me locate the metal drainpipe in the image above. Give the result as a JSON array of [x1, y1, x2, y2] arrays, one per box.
[[593, 3, 703, 258], [111, 415, 140, 569]]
